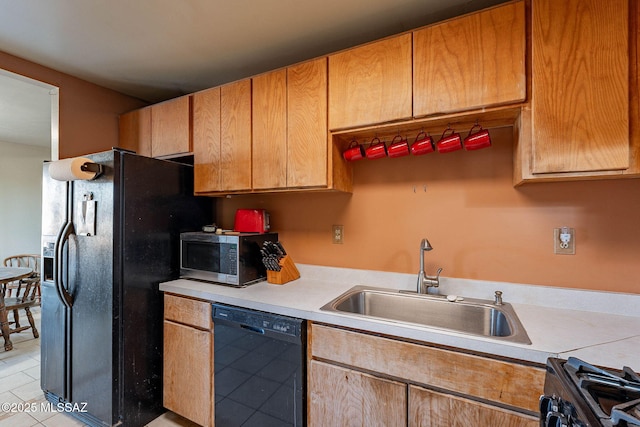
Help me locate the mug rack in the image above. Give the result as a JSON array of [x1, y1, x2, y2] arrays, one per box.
[[342, 121, 492, 162], [334, 105, 522, 163]]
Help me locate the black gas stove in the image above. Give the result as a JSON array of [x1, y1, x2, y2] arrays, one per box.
[[540, 357, 640, 426]]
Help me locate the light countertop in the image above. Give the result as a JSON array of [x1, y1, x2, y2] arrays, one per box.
[[160, 264, 640, 370]]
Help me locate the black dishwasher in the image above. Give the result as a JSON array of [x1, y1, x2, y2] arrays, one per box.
[[212, 303, 306, 427]]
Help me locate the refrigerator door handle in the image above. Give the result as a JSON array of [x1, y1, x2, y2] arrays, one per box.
[[54, 221, 75, 308]]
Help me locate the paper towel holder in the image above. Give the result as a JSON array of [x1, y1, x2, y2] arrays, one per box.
[[80, 162, 103, 179]]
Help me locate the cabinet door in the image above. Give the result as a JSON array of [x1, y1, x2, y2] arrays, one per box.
[[193, 87, 221, 193], [308, 360, 406, 427], [118, 107, 151, 157], [252, 69, 287, 189], [151, 95, 192, 157], [413, 1, 525, 117], [220, 79, 252, 191], [288, 58, 328, 188], [163, 320, 213, 426], [531, 0, 629, 174], [329, 34, 412, 130], [409, 385, 538, 427]]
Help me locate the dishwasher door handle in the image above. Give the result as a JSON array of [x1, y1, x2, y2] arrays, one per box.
[[240, 324, 265, 334]]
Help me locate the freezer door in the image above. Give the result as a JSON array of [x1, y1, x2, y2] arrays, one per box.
[[41, 164, 68, 239], [40, 163, 69, 399], [40, 283, 68, 398]]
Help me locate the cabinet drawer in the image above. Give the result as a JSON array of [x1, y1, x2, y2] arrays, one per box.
[[164, 294, 212, 330], [310, 324, 544, 413], [409, 385, 538, 427]]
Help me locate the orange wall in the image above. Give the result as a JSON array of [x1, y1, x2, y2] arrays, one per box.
[[0, 50, 146, 158], [221, 127, 640, 294]]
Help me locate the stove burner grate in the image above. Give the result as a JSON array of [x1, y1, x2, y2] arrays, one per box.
[[565, 357, 640, 426]]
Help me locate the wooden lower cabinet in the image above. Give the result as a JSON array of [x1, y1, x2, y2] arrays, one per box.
[[309, 360, 407, 427], [163, 294, 214, 426], [409, 385, 538, 427], [308, 323, 544, 426]]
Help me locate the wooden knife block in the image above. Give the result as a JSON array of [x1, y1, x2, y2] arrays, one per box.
[[267, 255, 300, 285]]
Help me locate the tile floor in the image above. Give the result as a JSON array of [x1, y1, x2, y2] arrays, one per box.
[[0, 307, 197, 427]]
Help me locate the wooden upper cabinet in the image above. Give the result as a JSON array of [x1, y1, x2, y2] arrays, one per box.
[[329, 34, 412, 130], [193, 80, 252, 193], [530, 0, 629, 174], [118, 107, 151, 157], [220, 79, 252, 191], [287, 58, 328, 188], [150, 95, 192, 158], [252, 58, 329, 190], [252, 69, 287, 190], [193, 87, 221, 193], [413, 1, 526, 117]]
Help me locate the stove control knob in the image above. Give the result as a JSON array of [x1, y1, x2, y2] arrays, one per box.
[[545, 411, 569, 427], [540, 395, 561, 417]]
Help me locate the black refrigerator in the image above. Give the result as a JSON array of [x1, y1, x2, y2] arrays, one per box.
[[40, 149, 213, 427]]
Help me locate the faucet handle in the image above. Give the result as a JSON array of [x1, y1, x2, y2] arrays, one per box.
[[425, 267, 443, 288]]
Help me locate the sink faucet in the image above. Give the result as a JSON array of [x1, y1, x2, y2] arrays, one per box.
[[417, 238, 443, 294]]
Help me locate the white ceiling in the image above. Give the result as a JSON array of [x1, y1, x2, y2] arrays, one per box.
[[0, 0, 506, 104]]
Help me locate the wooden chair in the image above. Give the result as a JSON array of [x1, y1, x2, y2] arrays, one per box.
[[1, 255, 41, 350], [3, 254, 40, 303], [0, 276, 40, 350]]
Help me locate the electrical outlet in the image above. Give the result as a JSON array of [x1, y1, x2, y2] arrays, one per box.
[[554, 227, 575, 255], [332, 225, 344, 244]]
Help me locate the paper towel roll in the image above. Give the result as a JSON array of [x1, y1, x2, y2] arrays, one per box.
[[48, 157, 99, 181]]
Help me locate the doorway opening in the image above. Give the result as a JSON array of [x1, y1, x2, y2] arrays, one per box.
[[0, 68, 59, 268]]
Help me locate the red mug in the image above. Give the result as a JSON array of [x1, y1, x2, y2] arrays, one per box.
[[387, 135, 410, 158], [410, 132, 435, 156], [365, 137, 387, 160], [436, 127, 462, 153], [464, 124, 491, 150], [343, 140, 365, 161]]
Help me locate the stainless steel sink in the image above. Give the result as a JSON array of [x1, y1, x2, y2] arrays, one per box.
[[320, 286, 531, 344]]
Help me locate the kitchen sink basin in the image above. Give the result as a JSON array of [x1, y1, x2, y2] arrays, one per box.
[[320, 286, 531, 344]]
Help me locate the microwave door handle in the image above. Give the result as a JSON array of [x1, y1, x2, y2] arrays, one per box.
[[54, 220, 75, 308]]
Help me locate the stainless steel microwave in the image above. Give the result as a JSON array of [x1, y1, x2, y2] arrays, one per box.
[[180, 231, 278, 287]]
